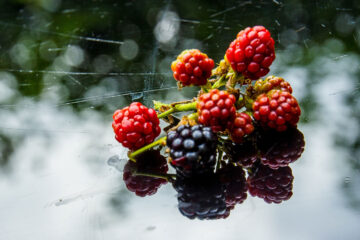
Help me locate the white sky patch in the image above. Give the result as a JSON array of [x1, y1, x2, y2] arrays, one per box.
[[10, 43, 32, 68], [63, 45, 85, 67], [0, 72, 18, 103], [120, 39, 139, 60], [154, 11, 180, 44]]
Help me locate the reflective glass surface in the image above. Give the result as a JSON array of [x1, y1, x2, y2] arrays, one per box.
[[0, 0, 359, 239]]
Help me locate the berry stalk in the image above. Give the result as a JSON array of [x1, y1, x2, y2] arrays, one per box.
[[133, 172, 176, 182], [216, 149, 223, 171], [237, 94, 254, 111], [211, 75, 226, 89], [128, 136, 167, 161], [128, 111, 200, 162], [157, 101, 197, 119], [187, 112, 198, 120]]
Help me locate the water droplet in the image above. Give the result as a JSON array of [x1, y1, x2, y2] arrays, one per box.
[[107, 155, 127, 172], [344, 177, 351, 183], [131, 92, 143, 101]]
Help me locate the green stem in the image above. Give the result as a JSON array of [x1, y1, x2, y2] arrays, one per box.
[[201, 86, 208, 93], [153, 100, 171, 111], [134, 172, 176, 182], [128, 136, 167, 161], [157, 102, 197, 119], [244, 95, 254, 111], [188, 112, 198, 120], [236, 95, 245, 109], [211, 75, 226, 89], [157, 108, 175, 118], [201, 81, 212, 92]]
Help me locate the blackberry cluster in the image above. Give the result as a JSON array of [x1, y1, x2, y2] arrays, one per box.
[[167, 124, 217, 176], [247, 164, 294, 204], [226, 26, 275, 80], [112, 102, 161, 150], [253, 90, 301, 131], [197, 89, 237, 132], [171, 49, 214, 86], [174, 174, 228, 220], [123, 150, 168, 197], [226, 141, 258, 168], [258, 128, 305, 169], [218, 164, 248, 208], [111, 24, 305, 219]]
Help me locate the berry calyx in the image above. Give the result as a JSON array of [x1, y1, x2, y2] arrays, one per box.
[[171, 49, 214, 86], [123, 150, 168, 197], [112, 102, 161, 150], [167, 124, 217, 177], [253, 76, 293, 95], [253, 90, 301, 131], [247, 164, 294, 204], [197, 89, 237, 132], [228, 112, 254, 143], [226, 26, 275, 80]]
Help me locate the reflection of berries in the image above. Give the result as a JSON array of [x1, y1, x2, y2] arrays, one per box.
[[226, 26, 275, 80], [247, 164, 293, 204], [171, 49, 214, 86], [167, 124, 217, 177], [229, 112, 254, 143], [174, 174, 228, 220], [254, 76, 293, 95], [253, 90, 301, 131], [258, 128, 305, 169], [123, 150, 168, 197], [218, 164, 248, 207], [112, 102, 161, 150], [226, 141, 258, 168], [197, 89, 237, 132]]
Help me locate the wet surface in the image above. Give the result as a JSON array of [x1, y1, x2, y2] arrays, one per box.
[[0, 0, 360, 239]]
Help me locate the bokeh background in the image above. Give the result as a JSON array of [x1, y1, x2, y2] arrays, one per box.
[[0, 0, 359, 239]]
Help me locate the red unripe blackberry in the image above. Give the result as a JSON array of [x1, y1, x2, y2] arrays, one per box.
[[247, 164, 294, 204], [218, 164, 248, 208], [167, 124, 217, 177], [253, 90, 301, 131], [197, 89, 237, 132], [174, 174, 228, 220], [258, 128, 305, 169], [123, 150, 168, 197], [226, 140, 258, 168], [226, 26, 275, 80], [228, 112, 254, 143], [112, 102, 161, 150], [171, 49, 214, 86], [254, 76, 293, 95]]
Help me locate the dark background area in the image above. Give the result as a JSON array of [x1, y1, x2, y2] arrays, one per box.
[[0, 0, 359, 239]]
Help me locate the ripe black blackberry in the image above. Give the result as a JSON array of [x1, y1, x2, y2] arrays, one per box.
[[218, 163, 248, 208], [123, 150, 168, 197], [173, 173, 228, 220], [258, 128, 305, 169], [226, 140, 259, 168], [167, 124, 217, 176], [247, 164, 293, 204]]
